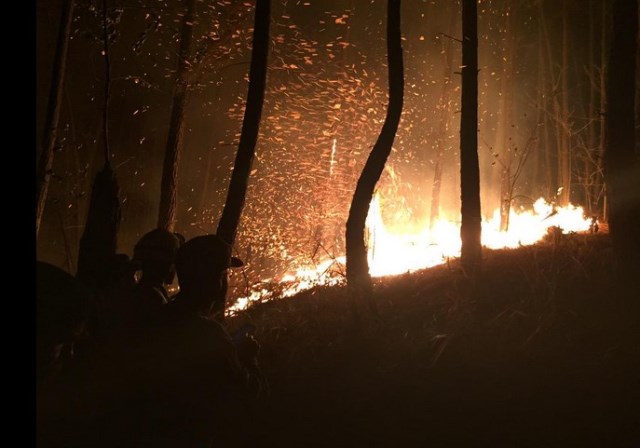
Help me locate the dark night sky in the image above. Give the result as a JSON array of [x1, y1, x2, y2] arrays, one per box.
[[37, 0, 608, 295]]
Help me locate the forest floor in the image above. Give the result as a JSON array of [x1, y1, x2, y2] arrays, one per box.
[[231, 232, 639, 447]]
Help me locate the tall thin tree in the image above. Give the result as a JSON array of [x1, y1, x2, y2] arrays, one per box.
[[498, 0, 515, 232], [346, 0, 403, 291], [36, 0, 75, 238], [598, 0, 608, 220], [604, 0, 639, 267], [558, 0, 572, 206], [76, 0, 121, 289], [429, 6, 458, 232], [459, 0, 482, 267], [157, 0, 197, 232], [217, 0, 271, 246]]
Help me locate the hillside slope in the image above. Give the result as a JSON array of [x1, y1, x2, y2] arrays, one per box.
[[233, 233, 639, 447]]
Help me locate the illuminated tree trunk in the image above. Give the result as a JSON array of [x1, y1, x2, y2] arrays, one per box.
[[537, 7, 553, 200], [604, 0, 638, 266], [346, 0, 403, 291], [584, 0, 596, 216], [217, 0, 271, 246], [459, 0, 481, 267], [540, 0, 568, 205], [534, 15, 551, 199], [157, 0, 197, 232], [429, 7, 457, 232], [558, 0, 572, 206], [599, 0, 608, 220], [36, 0, 75, 239], [498, 1, 514, 232]]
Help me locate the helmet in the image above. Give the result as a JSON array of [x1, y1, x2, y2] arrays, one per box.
[[175, 234, 243, 277], [133, 228, 181, 264]]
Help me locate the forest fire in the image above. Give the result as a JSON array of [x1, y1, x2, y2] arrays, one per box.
[[230, 196, 591, 313]]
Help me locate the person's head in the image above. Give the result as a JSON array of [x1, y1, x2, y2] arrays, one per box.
[[175, 234, 243, 316], [133, 228, 182, 285], [37, 262, 89, 379]]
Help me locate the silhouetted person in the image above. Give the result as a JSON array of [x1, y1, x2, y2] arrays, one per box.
[[137, 234, 262, 448], [37, 262, 91, 447], [131, 229, 182, 318]]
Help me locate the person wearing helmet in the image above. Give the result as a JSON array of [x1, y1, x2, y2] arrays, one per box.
[[130, 228, 182, 325], [171, 233, 244, 322], [137, 234, 262, 447]]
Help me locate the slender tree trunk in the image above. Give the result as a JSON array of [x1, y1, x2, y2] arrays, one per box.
[[77, 0, 121, 288], [534, 18, 547, 197], [499, 1, 514, 232], [604, 0, 638, 266], [346, 0, 404, 291], [537, 7, 553, 199], [459, 0, 481, 267], [558, 0, 572, 205], [540, 0, 566, 203], [429, 6, 457, 232], [217, 0, 271, 245], [599, 0, 608, 220], [157, 0, 197, 232], [585, 0, 596, 215], [36, 0, 75, 239]]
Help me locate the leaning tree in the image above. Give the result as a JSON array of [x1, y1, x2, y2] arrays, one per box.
[[345, 0, 404, 292], [216, 0, 271, 247]]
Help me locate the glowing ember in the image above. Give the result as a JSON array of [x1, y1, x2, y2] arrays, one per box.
[[229, 196, 591, 314]]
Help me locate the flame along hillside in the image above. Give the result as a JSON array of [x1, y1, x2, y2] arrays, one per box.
[[230, 195, 592, 312]]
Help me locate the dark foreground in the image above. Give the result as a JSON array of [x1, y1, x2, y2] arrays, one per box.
[[233, 233, 639, 447]]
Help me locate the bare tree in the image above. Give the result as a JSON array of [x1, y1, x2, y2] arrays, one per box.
[[77, 0, 121, 289], [429, 6, 458, 232], [558, 0, 572, 206], [459, 0, 481, 267], [498, 0, 515, 232], [345, 0, 404, 291], [539, 0, 572, 206], [217, 0, 271, 246], [36, 0, 75, 238], [157, 0, 197, 232]]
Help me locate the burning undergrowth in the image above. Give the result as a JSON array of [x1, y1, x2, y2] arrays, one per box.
[[227, 195, 592, 314]]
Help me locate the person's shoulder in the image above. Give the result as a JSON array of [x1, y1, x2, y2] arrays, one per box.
[[196, 317, 233, 343], [133, 283, 168, 304]]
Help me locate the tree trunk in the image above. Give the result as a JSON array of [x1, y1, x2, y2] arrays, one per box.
[[77, 0, 121, 289], [604, 0, 639, 266], [157, 0, 197, 232], [76, 165, 121, 289], [599, 0, 608, 221], [499, 1, 514, 232], [534, 14, 550, 198], [346, 0, 404, 291], [459, 0, 482, 267], [585, 0, 596, 215], [429, 6, 457, 232], [36, 0, 75, 239], [540, 0, 567, 204], [558, 0, 572, 206], [216, 0, 271, 245], [538, 6, 553, 199]]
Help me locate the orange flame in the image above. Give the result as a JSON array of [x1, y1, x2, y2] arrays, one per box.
[[229, 196, 592, 313]]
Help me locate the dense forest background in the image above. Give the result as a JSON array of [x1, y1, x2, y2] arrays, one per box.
[[36, 0, 638, 296]]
